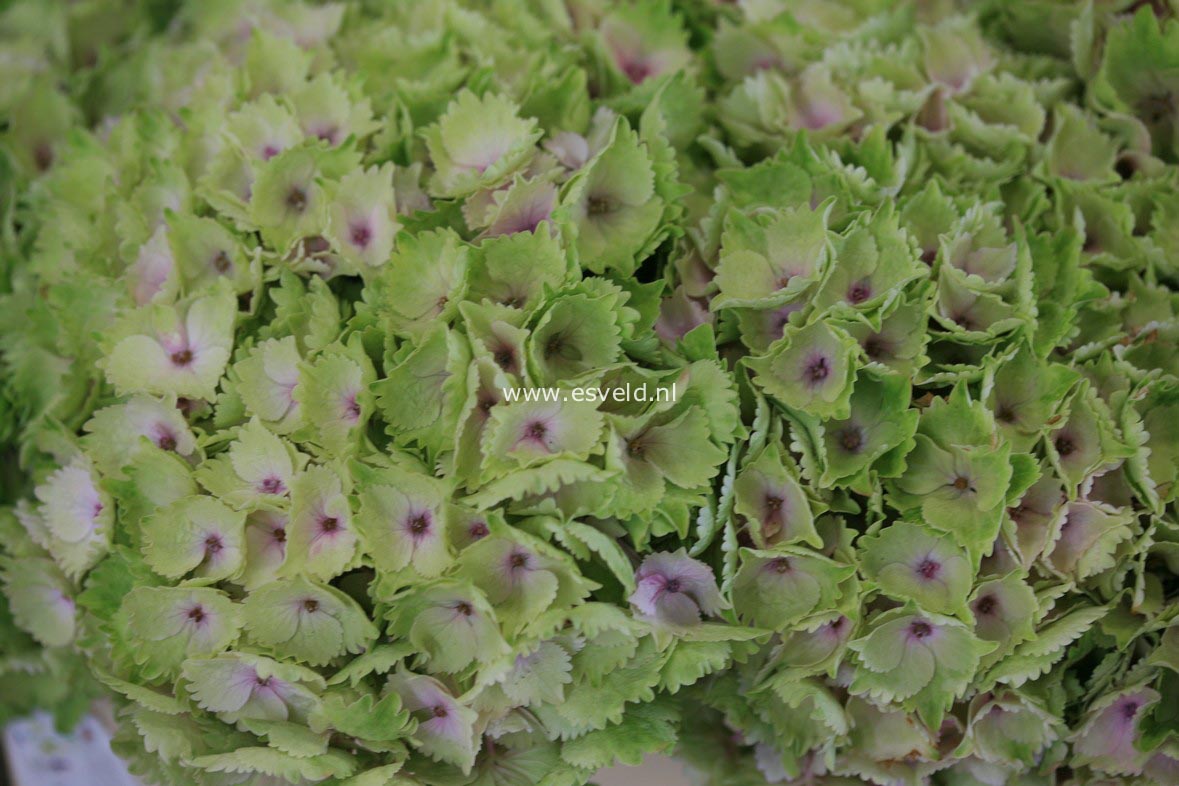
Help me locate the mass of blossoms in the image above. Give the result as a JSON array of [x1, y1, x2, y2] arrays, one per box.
[[1, 1, 1178, 785]]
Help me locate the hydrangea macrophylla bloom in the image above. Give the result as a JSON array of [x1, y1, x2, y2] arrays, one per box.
[[1093, 8, 1179, 159], [182, 652, 324, 723], [629, 550, 725, 627], [480, 177, 559, 237], [121, 587, 243, 678], [967, 573, 1037, 664], [1071, 686, 1161, 776], [525, 292, 622, 384], [816, 373, 918, 487], [195, 418, 309, 509], [423, 91, 541, 199], [387, 671, 479, 772], [597, 3, 690, 89], [283, 465, 357, 581], [858, 521, 973, 616], [0, 557, 77, 647], [732, 445, 820, 549], [291, 341, 373, 455], [566, 119, 666, 276], [848, 608, 996, 727], [127, 226, 178, 305], [355, 467, 451, 580], [732, 548, 853, 631], [1045, 499, 1136, 581], [241, 509, 290, 590], [482, 398, 605, 477], [83, 395, 198, 474], [747, 320, 859, 420], [713, 204, 829, 310], [889, 386, 1013, 556], [325, 164, 399, 271], [24, 457, 113, 578], [9, 3, 1179, 784], [457, 535, 593, 634], [961, 690, 1064, 768], [102, 284, 236, 401], [241, 577, 377, 666], [813, 205, 923, 314], [141, 496, 246, 582], [234, 337, 304, 433], [391, 581, 510, 674]]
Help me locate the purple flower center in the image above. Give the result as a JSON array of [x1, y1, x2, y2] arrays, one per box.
[[769, 557, 791, 574], [468, 521, 489, 540], [171, 349, 193, 367], [838, 426, 864, 453], [407, 513, 431, 536], [915, 559, 940, 580], [995, 403, 1016, 423], [272, 526, 287, 543], [621, 57, 654, 84], [862, 335, 889, 360], [432, 704, 449, 718], [804, 356, 830, 384], [156, 430, 177, 451], [212, 251, 232, 274], [509, 551, 530, 570], [204, 535, 223, 556], [664, 578, 683, 593], [525, 421, 548, 441], [350, 223, 372, 249], [909, 620, 933, 639], [974, 595, 998, 615], [455, 601, 473, 617], [1121, 701, 1140, 720], [847, 281, 872, 304], [258, 476, 286, 495], [1055, 434, 1076, 457], [344, 394, 361, 422], [286, 186, 307, 213], [764, 494, 784, 513], [255, 675, 271, 687], [187, 605, 206, 623], [320, 516, 339, 533], [262, 144, 281, 160]]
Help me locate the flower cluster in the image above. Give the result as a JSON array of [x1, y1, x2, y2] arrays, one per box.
[[1, 1, 1179, 786]]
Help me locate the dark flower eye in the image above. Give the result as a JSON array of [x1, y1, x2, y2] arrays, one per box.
[[1055, 434, 1076, 457], [350, 223, 372, 248], [909, 620, 933, 639], [974, 595, 998, 615], [838, 426, 865, 453], [407, 513, 431, 535], [432, 704, 449, 718], [804, 356, 830, 383], [664, 578, 683, 593], [286, 186, 308, 212], [847, 281, 872, 304], [320, 517, 339, 533], [258, 476, 286, 495], [204, 535, 223, 555], [171, 349, 193, 367], [302, 599, 319, 613], [187, 605, 206, 622], [915, 559, 940, 579]]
